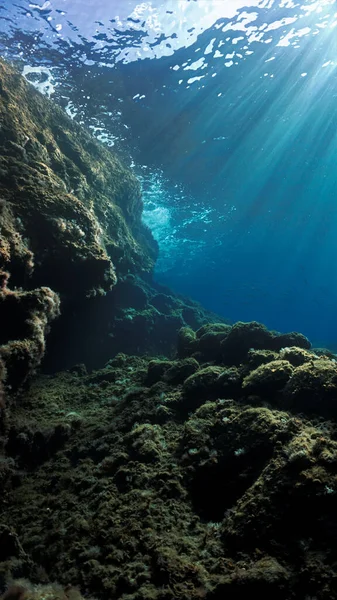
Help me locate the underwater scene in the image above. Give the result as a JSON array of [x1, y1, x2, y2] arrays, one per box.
[[1, 0, 337, 599]]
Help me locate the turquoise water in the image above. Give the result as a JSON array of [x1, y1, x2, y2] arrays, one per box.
[[1, 0, 337, 347]]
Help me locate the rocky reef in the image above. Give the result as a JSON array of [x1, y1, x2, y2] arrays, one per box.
[[1, 320, 337, 600], [0, 60, 157, 292], [0, 57, 149, 388], [0, 59, 221, 385], [2, 58, 337, 600]]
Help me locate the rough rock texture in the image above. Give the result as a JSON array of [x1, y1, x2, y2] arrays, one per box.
[[0, 58, 158, 389], [0, 59, 226, 381], [1, 321, 337, 600], [0, 59, 157, 296], [0, 581, 90, 600], [3, 58, 337, 600], [0, 271, 60, 389]]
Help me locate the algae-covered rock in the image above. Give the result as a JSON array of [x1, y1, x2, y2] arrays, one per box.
[[195, 322, 231, 338], [0, 59, 159, 383], [242, 360, 294, 398], [312, 347, 337, 360], [177, 326, 198, 358], [271, 331, 311, 351], [213, 555, 291, 598], [182, 366, 224, 408], [220, 321, 274, 365], [42, 272, 225, 372], [146, 359, 174, 386], [198, 329, 230, 360], [126, 423, 168, 463], [0, 581, 88, 600], [0, 61, 229, 375], [0, 525, 27, 561], [0, 59, 157, 298], [4, 320, 337, 600], [220, 321, 311, 366], [6, 422, 71, 468], [279, 346, 315, 366], [283, 358, 337, 416], [163, 358, 200, 385], [146, 358, 199, 386], [150, 292, 178, 314], [183, 402, 293, 522], [0, 271, 60, 388], [217, 366, 242, 397], [246, 348, 279, 370], [112, 276, 149, 310]]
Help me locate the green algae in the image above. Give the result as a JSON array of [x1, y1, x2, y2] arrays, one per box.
[[2, 320, 337, 599]]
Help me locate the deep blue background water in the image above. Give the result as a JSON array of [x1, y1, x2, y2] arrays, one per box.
[[1, 0, 337, 347]]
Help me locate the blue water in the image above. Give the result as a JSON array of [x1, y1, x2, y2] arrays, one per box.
[[1, 0, 337, 347]]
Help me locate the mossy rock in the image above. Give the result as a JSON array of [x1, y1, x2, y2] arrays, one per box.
[[270, 331, 311, 351], [198, 330, 231, 361], [220, 321, 274, 365], [283, 358, 337, 416], [221, 322, 311, 366], [0, 277, 60, 388], [0, 59, 157, 298], [196, 322, 231, 338], [279, 346, 315, 366], [217, 367, 242, 398], [182, 366, 224, 409], [177, 326, 198, 358], [242, 360, 294, 398], [212, 555, 290, 598], [146, 359, 174, 386], [146, 358, 199, 386], [163, 358, 199, 385], [246, 349, 279, 370]]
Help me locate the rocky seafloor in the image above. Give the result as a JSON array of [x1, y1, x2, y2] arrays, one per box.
[[2, 322, 337, 600], [1, 59, 337, 600]]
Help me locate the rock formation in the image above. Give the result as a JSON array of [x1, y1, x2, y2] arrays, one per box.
[[2, 58, 336, 600], [1, 321, 337, 600], [0, 59, 218, 385]]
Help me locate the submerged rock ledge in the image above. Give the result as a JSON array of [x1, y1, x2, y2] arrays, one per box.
[[1, 321, 337, 600]]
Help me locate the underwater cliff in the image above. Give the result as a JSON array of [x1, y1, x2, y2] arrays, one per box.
[[0, 59, 221, 383], [2, 60, 337, 600]]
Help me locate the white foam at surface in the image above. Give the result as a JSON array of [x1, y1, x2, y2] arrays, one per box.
[[22, 65, 56, 97]]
